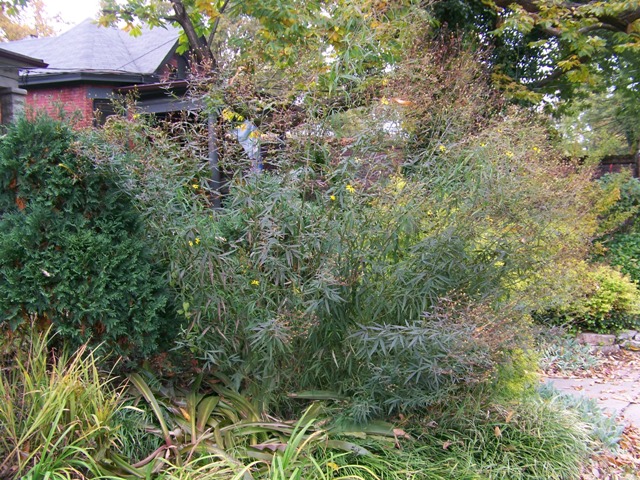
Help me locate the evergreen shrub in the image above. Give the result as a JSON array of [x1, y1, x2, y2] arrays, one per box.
[[605, 231, 640, 284], [0, 116, 174, 358]]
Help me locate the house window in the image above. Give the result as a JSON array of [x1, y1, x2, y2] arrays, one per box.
[[93, 99, 117, 127]]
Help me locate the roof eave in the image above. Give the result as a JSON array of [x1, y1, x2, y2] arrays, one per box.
[[19, 71, 158, 88], [116, 79, 189, 95]]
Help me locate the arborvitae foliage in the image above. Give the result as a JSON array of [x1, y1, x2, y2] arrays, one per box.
[[0, 116, 174, 359]]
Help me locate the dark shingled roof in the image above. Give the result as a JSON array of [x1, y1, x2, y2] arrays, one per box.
[[3, 18, 180, 77], [0, 47, 47, 68]]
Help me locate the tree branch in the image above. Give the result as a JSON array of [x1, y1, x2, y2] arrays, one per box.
[[208, 0, 231, 48], [530, 12, 621, 38], [493, 0, 640, 34], [527, 66, 565, 89]]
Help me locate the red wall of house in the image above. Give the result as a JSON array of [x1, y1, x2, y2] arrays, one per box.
[[26, 85, 97, 128]]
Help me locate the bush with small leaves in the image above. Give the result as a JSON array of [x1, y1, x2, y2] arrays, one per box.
[[535, 264, 640, 333]]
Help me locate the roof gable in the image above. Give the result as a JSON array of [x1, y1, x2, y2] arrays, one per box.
[[4, 19, 180, 76]]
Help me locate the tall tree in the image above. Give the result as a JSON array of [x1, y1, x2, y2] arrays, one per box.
[[99, 0, 329, 68], [99, 0, 415, 77], [0, 0, 55, 41], [98, 0, 403, 205], [429, 1, 640, 155]]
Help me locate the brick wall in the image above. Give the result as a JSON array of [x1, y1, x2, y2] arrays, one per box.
[[26, 85, 97, 128]]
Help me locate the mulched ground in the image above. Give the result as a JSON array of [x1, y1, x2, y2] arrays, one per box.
[[543, 349, 640, 380], [582, 424, 640, 479]]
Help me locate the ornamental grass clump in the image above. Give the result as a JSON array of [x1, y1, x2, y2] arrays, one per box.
[[85, 31, 600, 420], [0, 328, 122, 479]]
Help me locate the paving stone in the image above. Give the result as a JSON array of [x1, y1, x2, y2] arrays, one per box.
[[617, 330, 638, 341], [622, 403, 640, 426], [542, 376, 640, 426], [595, 345, 620, 354], [620, 339, 640, 351], [576, 333, 616, 346], [542, 350, 640, 429]]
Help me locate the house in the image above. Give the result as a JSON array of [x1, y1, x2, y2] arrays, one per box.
[[2, 19, 187, 127], [0, 47, 47, 124]]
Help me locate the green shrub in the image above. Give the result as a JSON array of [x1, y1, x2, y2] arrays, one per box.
[[593, 173, 640, 285], [0, 116, 174, 358], [596, 172, 640, 236], [536, 264, 640, 332], [581, 265, 640, 329], [491, 346, 539, 401], [601, 230, 640, 284]]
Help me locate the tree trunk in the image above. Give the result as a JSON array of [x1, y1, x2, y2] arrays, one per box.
[[170, 0, 215, 66]]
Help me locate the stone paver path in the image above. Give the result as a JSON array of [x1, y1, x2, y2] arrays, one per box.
[[543, 351, 640, 427]]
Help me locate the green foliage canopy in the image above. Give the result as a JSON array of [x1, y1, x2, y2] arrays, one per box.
[[433, 1, 639, 98], [429, 1, 640, 157], [0, 0, 28, 16]]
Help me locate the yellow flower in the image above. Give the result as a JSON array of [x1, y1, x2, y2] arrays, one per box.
[[480, 143, 486, 147], [330, 194, 336, 201], [327, 462, 340, 472], [380, 97, 390, 105], [188, 241, 193, 247], [505, 151, 514, 158], [392, 175, 406, 192], [250, 280, 260, 286], [346, 184, 355, 193], [192, 184, 199, 189], [439, 145, 447, 153], [221, 108, 244, 122], [195, 237, 200, 245], [533, 146, 540, 153]]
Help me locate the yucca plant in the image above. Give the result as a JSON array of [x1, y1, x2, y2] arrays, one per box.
[[0, 328, 122, 479], [110, 372, 395, 479]]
